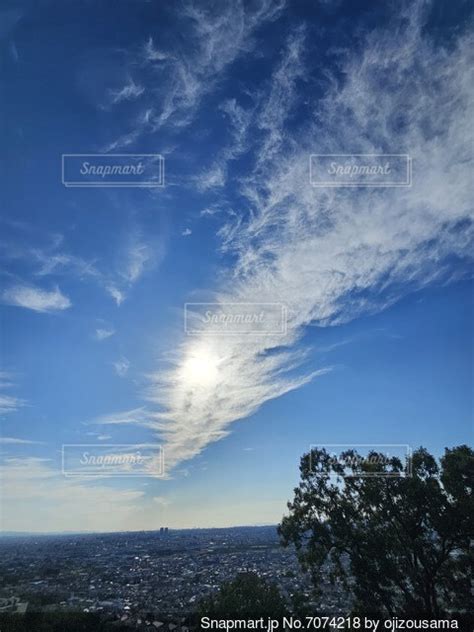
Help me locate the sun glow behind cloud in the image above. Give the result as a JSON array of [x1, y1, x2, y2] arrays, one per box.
[[179, 345, 221, 387]]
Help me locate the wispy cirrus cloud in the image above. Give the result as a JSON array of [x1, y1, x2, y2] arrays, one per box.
[[1, 454, 281, 530], [2, 284, 71, 313], [1, 225, 162, 308], [0, 456, 148, 532], [94, 327, 115, 341], [91, 407, 153, 428], [194, 97, 256, 192], [85, 431, 113, 441], [142, 36, 169, 63], [0, 395, 23, 416], [105, 229, 165, 305], [0, 230, 101, 283], [0, 372, 25, 416], [109, 77, 145, 105], [104, 0, 286, 150], [0, 437, 42, 445], [254, 25, 306, 168], [113, 356, 130, 378], [147, 1, 473, 470], [153, 496, 171, 507], [119, 236, 154, 284], [153, 0, 285, 129], [106, 285, 126, 307]]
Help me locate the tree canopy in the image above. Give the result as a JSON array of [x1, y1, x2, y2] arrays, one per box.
[[278, 445, 474, 616], [197, 572, 287, 618]]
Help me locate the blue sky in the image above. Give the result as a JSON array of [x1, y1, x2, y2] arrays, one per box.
[[0, 0, 472, 532]]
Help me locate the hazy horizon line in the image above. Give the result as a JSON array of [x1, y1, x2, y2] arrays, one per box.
[[0, 524, 279, 538]]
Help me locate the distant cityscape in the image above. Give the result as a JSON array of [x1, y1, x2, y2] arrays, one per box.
[[0, 527, 348, 627]]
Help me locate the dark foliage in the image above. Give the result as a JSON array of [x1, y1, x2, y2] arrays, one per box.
[[197, 572, 287, 618], [278, 445, 474, 616]]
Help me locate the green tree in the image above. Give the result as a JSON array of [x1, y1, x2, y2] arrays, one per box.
[[197, 572, 287, 618], [278, 445, 474, 616]]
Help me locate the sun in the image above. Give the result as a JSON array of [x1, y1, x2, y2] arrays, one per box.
[[180, 346, 220, 386]]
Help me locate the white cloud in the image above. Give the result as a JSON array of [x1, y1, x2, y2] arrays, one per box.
[[200, 205, 222, 217], [0, 231, 98, 282], [106, 285, 125, 306], [147, 3, 473, 471], [120, 237, 153, 284], [0, 456, 283, 531], [95, 327, 115, 341], [153, 496, 171, 507], [0, 372, 24, 415], [182, 228, 192, 237], [254, 26, 306, 167], [0, 456, 149, 533], [104, 230, 165, 305], [192, 30, 303, 194], [33, 249, 100, 280], [196, 164, 227, 192], [91, 407, 157, 429], [143, 36, 169, 62], [85, 431, 113, 441], [0, 395, 22, 415], [2, 284, 71, 313], [0, 226, 161, 308], [193, 96, 257, 192], [106, 0, 286, 148], [113, 357, 130, 378], [109, 77, 145, 104], [0, 437, 42, 445]]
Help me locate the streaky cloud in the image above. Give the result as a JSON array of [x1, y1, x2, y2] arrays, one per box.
[[151, 1, 473, 471], [2, 284, 71, 313]]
